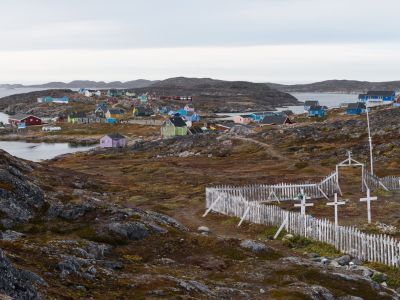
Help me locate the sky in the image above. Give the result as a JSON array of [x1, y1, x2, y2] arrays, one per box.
[[1, 0, 400, 84]]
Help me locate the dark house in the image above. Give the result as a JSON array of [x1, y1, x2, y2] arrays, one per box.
[[135, 106, 154, 117], [261, 115, 293, 125], [346, 102, 367, 115], [304, 100, 319, 111]]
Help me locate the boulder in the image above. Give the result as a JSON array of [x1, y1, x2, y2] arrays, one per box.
[[107, 222, 149, 240], [197, 226, 210, 234], [335, 255, 351, 266], [240, 240, 271, 253]]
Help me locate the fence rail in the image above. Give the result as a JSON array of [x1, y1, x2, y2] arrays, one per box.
[[207, 172, 338, 202], [205, 193, 400, 267], [364, 172, 400, 191]]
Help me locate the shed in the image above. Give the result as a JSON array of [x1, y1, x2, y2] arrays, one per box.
[[308, 105, 326, 118], [100, 133, 126, 148]]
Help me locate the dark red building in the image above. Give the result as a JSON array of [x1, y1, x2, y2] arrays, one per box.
[[8, 114, 42, 126]]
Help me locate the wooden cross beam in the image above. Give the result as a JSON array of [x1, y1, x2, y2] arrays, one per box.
[[326, 193, 346, 227], [360, 188, 378, 224]]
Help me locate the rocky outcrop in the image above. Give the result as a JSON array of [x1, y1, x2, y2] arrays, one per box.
[[0, 151, 45, 228], [0, 249, 45, 299]]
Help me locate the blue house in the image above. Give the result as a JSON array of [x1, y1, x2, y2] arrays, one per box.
[[184, 112, 200, 122], [358, 91, 396, 103], [304, 100, 319, 111], [308, 105, 326, 117], [346, 102, 367, 115]]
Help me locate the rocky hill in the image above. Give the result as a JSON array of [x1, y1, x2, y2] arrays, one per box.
[[0, 79, 157, 89], [135, 77, 300, 112], [267, 80, 400, 94]]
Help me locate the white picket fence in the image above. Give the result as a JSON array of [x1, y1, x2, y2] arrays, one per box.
[[207, 172, 338, 203], [364, 172, 400, 191], [205, 193, 400, 267]]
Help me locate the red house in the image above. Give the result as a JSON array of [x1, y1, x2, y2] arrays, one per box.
[[8, 114, 42, 127]]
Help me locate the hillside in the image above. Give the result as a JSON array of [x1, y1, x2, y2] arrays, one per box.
[[267, 80, 400, 94], [135, 77, 300, 112]]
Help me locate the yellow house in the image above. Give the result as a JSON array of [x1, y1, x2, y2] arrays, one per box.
[[106, 108, 125, 120]]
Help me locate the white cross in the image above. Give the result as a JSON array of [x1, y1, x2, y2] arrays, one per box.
[[360, 188, 377, 224], [327, 193, 346, 227], [294, 189, 313, 215]]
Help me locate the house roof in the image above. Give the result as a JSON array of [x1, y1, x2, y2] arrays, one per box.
[[309, 105, 324, 111], [108, 108, 125, 114], [261, 115, 291, 125], [366, 91, 395, 96], [169, 117, 187, 127], [106, 133, 125, 140], [305, 100, 319, 106], [9, 114, 40, 121], [347, 102, 366, 110], [240, 114, 252, 118]]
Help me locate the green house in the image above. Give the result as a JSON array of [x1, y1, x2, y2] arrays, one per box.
[[161, 117, 188, 137]]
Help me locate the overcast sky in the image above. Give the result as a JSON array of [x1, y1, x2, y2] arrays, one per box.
[[1, 0, 400, 83]]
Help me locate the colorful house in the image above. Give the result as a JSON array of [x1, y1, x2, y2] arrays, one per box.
[[183, 111, 200, 122], [358, 91, 396, 103], [106, 108, 125, 120], [9, 114, 42, 127], [184, 104, 195, 112], [304, 100, 319, 111], [233, 114, 252, 124], [100, 133, 126, 148], [139, 94, 148, 103], [346, 102, 367, 115], [126, 91, 136, 97], [161, 117, 188, 137], [107, 89, 124, 97], [308, 105, 326, 118], [95, 103, 108, 118], [260, 115, 293, 125]]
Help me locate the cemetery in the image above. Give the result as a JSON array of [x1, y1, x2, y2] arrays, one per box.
[[204, 152, 400, 267]]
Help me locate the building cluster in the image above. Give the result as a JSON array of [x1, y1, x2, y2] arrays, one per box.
[[233, 111, 293, 125]]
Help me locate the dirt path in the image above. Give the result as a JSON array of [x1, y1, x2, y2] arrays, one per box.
[[232, 136, 287, 160]]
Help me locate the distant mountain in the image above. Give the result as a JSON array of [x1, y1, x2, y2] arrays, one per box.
[[266, 80, 400, 94], [135, 77, 300, 112], [0, 80, 158, 89]]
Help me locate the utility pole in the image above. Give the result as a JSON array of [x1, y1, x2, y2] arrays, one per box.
[[365, 104, 374, 174]]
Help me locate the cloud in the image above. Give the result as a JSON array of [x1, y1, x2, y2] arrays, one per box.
[[0, 0, 399, 50], [1, 44, 400, 83]]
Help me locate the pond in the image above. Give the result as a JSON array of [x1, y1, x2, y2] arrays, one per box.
[[0, 141, 96, 162]]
